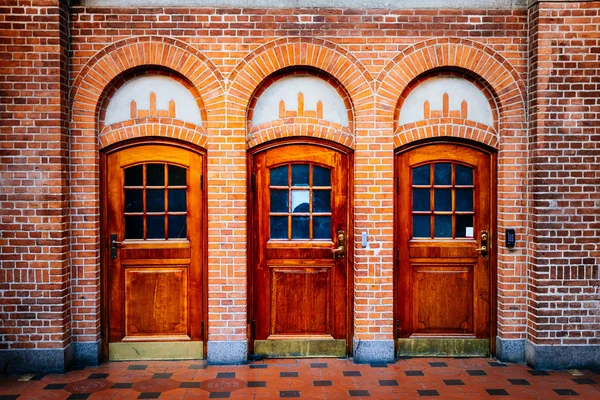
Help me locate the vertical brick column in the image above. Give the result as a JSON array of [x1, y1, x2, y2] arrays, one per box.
[[526, 0, 600, 370], [0, 0, 71, 373]]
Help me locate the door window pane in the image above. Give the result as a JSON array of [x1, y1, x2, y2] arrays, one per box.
[[291, 190, 310, 213], [124, 189, 143, 212], [270, 190, 289, 213], [146, 164, 165, 186], [168, 189, 186, 212], [168, 165, 187, 186], [146, 189, 164, 212], [270, 166, 288, 186], [292, 165, 309, 186], [291, 216, 310, 239], [434, 189, 452, 211], [455, 164, 473, 185], [168, 215, 187, 239], [413, 215, 430, 238], [434, 215, 452, 238], [147, 216, 165, 239], [313, 166, 331, 187], [313, 190, 331, 213], [413, 189, 430, 212], [125, 215, 144, 239], [412, 165, 430, 185], [270, 216, 288, 239], [434, 163, 451, 185], [456, 189, 474, 212], [456, 215, 474, 238], [313, 216, 331, 239], [125, 165, 143, 186]]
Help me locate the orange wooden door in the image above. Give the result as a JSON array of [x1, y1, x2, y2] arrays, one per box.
[[250, 142, 350, 354], [105, 144, 204, 357], [396, 143, 493, 344]]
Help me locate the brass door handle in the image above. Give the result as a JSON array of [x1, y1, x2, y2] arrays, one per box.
[[476, 230, 488, 258], [332, 230, 345, 258], [475, 246, 487, 252]]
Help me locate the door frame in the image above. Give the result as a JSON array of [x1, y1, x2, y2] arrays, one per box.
[[100, 138, 209, 361], [393, 138, 498, 355], [247, 137, 355, 356]]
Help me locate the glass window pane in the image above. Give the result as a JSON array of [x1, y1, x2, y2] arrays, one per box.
[[168, 189, 186, 212], [146, 163, 165, 186], [434, 163, 451, 185], [456, 215, 474, 238], [270, 216, 288, 239], [292, 165, 309, 186], [147, 216, 165, 239], [270, 189, 289, 213], [291, 216, 310, 239], [313, 216, 331, 240], [168, 215, 187, 239], [125, 215, 143, 239], [168, 165, 187, 186], [147, 189, 165, 212], [434, 189, 452, 211], [291, 190, 309, 213], [124, 165, 143, 186], [456, 189, 474, 212], [456, 164, 473, 185], [313, 166, 331, 187], [413, 189, 430, 212], [434, 215, 452, 238], [124, 189, 143, 212], [270, 166, 288, 186], [313, 190, 331, 213], [413, 215, 430, 238], [412, 165, 430, 185]]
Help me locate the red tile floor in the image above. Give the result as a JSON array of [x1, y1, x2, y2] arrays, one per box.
[[1, 357, 599, 399]]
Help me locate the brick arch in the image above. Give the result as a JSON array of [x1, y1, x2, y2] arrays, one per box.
[[394, 120, 499, 149], [377, 38, 525, 147], [71, 35, 224, 147], [247, 120, 354, 150], [227, 37, 374, 124], [99, 119, 208, 149]]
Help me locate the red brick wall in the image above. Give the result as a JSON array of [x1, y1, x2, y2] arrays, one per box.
[[0, 0, 70, 350], [65, 5, 531, 347], [527, 1, 600, 347]]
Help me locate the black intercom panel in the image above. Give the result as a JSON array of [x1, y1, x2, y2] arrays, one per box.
[[506, 229, 516, 248]]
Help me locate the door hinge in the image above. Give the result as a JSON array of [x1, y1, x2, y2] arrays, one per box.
[[396, 319, 401, 333], [251, 319, 256, 338], [200, 175, 204, 190], [396, 248, 399, 264], [251, 173, 256, 193], [396, 176, 400, 194], [201, 320, 204, 338]]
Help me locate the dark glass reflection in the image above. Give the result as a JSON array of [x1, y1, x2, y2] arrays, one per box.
[[412, 164, 430, 185], [413, 189, 430, 212], [456, 215, 474, 238], [312, 190, 331, 213], [125, 215, 144, 239], [455, 164, 473, 185], [270, 216, 288, 239], [124, 189, 143, 212], [270, 189, 289, 213], [168, 215, 187, 239], [168, 165, 187, 186], [147, 216, 165, 239], [168, 189, 187, 212], [292, 165, 309, 186], [434, 189, 452, 212], [413, 215, 430, 238], [291, 216, 310, 239], [456, 189, 474, 212], [125, 165, 143, 187], [270, 165, 288, 186], [313, 166, 331, 187], [146, 189, 165, 212], [313, 216, 331, 239], [434, 163, 452, 185], [146, 164, 165, 186], [434, 215, 452, 238]]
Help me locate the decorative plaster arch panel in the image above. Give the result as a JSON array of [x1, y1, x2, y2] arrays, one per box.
[[99, 119, 208, 149], [247, 119, 354, 149]]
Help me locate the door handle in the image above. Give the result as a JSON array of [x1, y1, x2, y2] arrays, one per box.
[[110, 233, 123, 259], [475, 230, 488, 258], [332, 230, 345, 258]]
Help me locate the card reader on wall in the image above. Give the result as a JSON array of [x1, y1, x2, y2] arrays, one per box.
[[506, 229, 516, 248]]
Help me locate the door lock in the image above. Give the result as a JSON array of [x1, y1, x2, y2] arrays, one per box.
[[332, 230, 345, 258], [475, 230, 488, 258], [110, 233, 123, 259]]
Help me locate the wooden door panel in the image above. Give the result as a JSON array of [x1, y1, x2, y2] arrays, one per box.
[[412, 264, 473, 334], [271, 267, 331, 336], [125, 268, 188, 338]]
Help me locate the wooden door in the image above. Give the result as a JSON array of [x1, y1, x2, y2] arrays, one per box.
[[104, 143, 204, 360], [250, 142, 351, 357], [396, 142, 494, 356]]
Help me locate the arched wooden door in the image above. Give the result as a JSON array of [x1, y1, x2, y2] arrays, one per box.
[[102, 142, 206, 360], [249, 140, 352, 358], [395, 141, 496, 356]]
